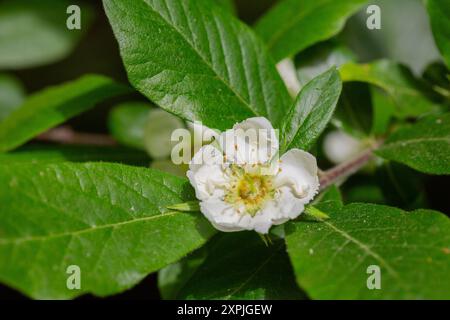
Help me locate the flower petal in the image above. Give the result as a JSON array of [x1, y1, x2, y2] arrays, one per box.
[[273, 149, 319, 204], [220, 117, 279, 165], [186, 118, 320, 235], [233, 117, 275, 132], [201, 199, 274, 234], [200, 200, 246, 232], [187, 145, 227, 201]]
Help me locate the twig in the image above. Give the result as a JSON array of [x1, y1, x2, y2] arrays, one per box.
[[36, 126, 117, 146], [319, 140, 383, 191], [37, 126, 381, 188]]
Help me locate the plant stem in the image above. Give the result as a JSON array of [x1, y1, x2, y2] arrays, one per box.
[[36, 126, 117, 146], [318, 140, 383, 191], [36, 127, 381, 189]]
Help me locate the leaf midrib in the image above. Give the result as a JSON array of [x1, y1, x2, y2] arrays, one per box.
[[137, 0, 260, 118], [0, 211, 181, 245], [322, 219, 409, 290], [283, 71, 336, 150]]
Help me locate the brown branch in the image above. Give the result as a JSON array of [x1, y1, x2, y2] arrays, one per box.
[[319, 140, 383, 191], [36, 126, 117, 146], [36, 127, 381, 189]]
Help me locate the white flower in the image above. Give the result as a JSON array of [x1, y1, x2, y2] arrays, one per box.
[[187, 117, 319, 234]]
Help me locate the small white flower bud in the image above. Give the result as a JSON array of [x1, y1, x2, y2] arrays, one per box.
[[323, 130, 364, 164]]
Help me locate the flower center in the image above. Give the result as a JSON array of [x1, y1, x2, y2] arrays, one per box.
[[238, 175, 266, 201], [224, 166, 275, 216]]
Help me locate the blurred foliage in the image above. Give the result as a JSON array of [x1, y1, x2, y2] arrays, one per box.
[[0, 0, 449, 300], [0, 0, 93, 70]]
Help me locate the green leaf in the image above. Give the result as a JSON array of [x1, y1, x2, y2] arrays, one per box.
[[0, 162, 214, 299], [313, 184, 343, 210], [150, 159, 187, 177], [158, 245, 208, 300], [344, 182, 385, 205], [334, 82, 373, 137], [0, 74, 130, 152], [339, 60, 438, 118], [0, 0, 93, 69], [0, 73, 25, 121], [0, 145, 149, 165], [426, 0, 450, 68], [103, 0, 291, 130], [282, 68, 342, 152], [108, 102, 151, 150], [304, 206, 330, 222], [375, 162, 426, 210], [370, 86, 394, 136], [169, 233, 305, 299], [286, 203, 450, 299], [301, 185, 343, 222], [213, 0, 236, 15], [254, 0, 367, 62], [376, 113, 450, 175], [167, 201, 200, 212], [422, 61, 450, 101]]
